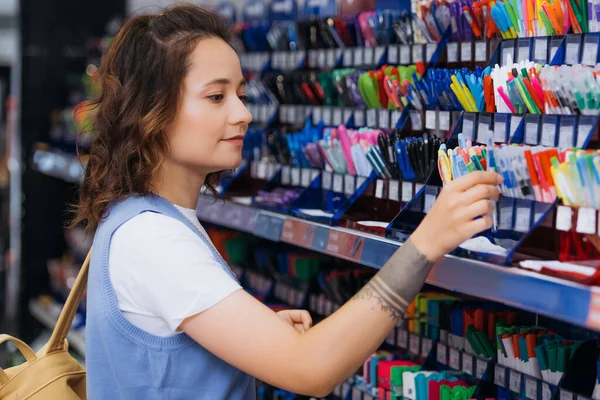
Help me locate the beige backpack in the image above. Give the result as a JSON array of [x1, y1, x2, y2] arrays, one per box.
[[0, 251, 91, 399]]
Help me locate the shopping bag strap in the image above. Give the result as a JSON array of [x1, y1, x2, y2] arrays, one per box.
[[0, 334, 38, 384], [45, 249, 92, 354]]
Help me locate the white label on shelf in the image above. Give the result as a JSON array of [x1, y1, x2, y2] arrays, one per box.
[[333, 107, 343, 126], [374, 46, 386, 64], [565, 42, 580, 64], [517, 44, 530, 63], [389, 180, 400, 201], [402, 182, 413, 202], [559, 124, 575, 148], [344, 174, 356, 195], [426, 43, 437, 62], [378, 109, 390, 130], [478, 123, 492, 145], [354, 110, 365, 128], [301, 168, 311, 187], [322, 107, 333, 126], [391, 110, 402, 128], [525, 376, 538, 399], [494, 365, 507, 388], [462, 353, 474, 375], [326, 49, 336, 68], [582, 40, 599, 66], [333, 173, 344, 193], [534, 38, 548, 62], [388, 45, 399, 64], [397, 329, 408, 349], [415, 183, 425, 193], [409, 334, 420, 355], [425, 110, 436, 130], [494, 119, 507, 143], [313, 106, 323, 124], [424, 193, 436, 214], [352, 386, 363, 400], [291, 167, 301, 186], [281, 166, 291, 185], [449, 348, 461, 370], [364, 47, 374, 66], [412, 44, 423, 63], [399, 45, 410, 64], [447, 42, 459, 63], [561, 390, 574, 400], [356, 176, 366, 188], [541, 123, 557, 147], [421, 338, 433, 358], [556, 206, 573, 231], [502, 45, 515, 66], [343, 48, 353, 67], [317, 49, 327, 68], [257, 161, 268, 179], [461, 41, 472, 62], [322, 170, 333, 190], [577, 207, 597, 234], [386, 330, 395, 346], [476, 358, 488, 379], [475, 41, 487, 62], [525, 122, 539, 144], [366, 109, 377, 128], [509, 369, 522, 393], [515, 206, 531, 233], [439, 111, 450, 130], [542, 383, 552, 400], [354, 48, 364, 66], [437, 343, 448, 365], [410, 111, 423, 131], [308, 50, 317, 68], [462, 116, 475, 140], [578, 123, 593, 148], [375, 180, 384, 199]]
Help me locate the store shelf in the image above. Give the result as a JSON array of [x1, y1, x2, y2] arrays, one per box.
[[28, 299, 86, 356], [196, 195, 600, 332], [31, 149, 84, 184]]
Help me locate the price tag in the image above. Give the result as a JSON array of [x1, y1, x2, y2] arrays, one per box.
[[511, 115, 523, 138], [389, 180, 400, 201], [449, 348, 461, 370], [399, 45, 411, 64], [426, 43, 437, 62], [437, 342, 448, 365], [364, 47, 374, 66], [386, 329, 396, 346], [542, 383, 552, 400], [578, 119, 594, 148], [439, 111, 450, 131], [517, 42, 530, 63], [356, 176, 366, 188], [478, 119, 492, 144], [409, 334, 420, 355], [333, 107, 343, 126], [281, 165, 291, 185], [410, 110, 423, 131], [559, 118, 576, 148], [461, 41, 473, 62], [378, 109, 390, 129], [366, 109, 378, 128], [560, 390, 574, 400], [397, 329, 408, 349], [425, 110, 436, 130], [565, 41, 581, 64], [354, 47, 364, 66], [291, 167, 301, 186], [541, 121, 557, 147], [502, 42, 515, 66], [509, 369, 522, 393], [308, 49, 318, 68], [525, 120, 540, 144], [354, 109, 366, 127], [326, 49, 336, 68], [388, 45, 399, 64], [412, 44, 424, 63], [525, 376, 538, 399], [550, 38, 562, 61], [515, 206, 531, 233], [352, 386, 363, 400], [401, 182, 413, 202], [462, 113, 476, 140], [424, 193, 436, 214], [300, 168, 311, 187], [494, 365, 507, 388], [322, 170, 333, 190], [447, 42, 459, 63], [317, 49, 327, 68], [582, 37, 599, 66], [343, 48, 353, 67], [556, 206, 573, 231], [476, 358, 488, 379], [494, 118, 507, 143], [257, 161, 268, 179], [344, 174, 356, 195], [475, 41, 487, 62], [333, 173, 344, 193], [576, 207, 597, 234], [462, 353, 474, 375], [374, 46, 386, 64], [421, 338, 433, 358], [534, 37, 549, 62], [375, 180, 384, 199], [312, 106, 323, 125], [322, 107, 332, 126], [391, 110, 403, 128]]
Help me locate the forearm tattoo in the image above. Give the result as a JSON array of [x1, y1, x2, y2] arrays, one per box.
[[351, 240, 435, 319]]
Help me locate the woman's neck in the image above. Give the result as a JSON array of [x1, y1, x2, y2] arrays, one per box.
[[152, 162, 207, 210]]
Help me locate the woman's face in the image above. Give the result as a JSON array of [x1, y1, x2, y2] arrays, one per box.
[[166, 37, 252, 175]]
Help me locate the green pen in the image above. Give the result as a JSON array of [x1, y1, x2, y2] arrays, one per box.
[[471, 155, 484, 171], [539, 11, 555, 36], [504, 1, 520, 35], [465, 162, 477, 173]]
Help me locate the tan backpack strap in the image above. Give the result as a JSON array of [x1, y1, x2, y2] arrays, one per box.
[[0, 334, 38, 384], [45, 249, 92, 354]]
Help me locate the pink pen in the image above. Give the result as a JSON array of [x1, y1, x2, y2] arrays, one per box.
[[336, 124, 357, 175], [497, 86, 516, 113]]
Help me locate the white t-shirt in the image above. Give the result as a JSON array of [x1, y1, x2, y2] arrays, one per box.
[[109, 205, 241, 337]]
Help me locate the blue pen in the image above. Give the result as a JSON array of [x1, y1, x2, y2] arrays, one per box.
[[458, 133, 467, 149], [487, 139, 498, 232]]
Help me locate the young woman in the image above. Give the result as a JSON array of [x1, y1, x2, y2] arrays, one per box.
[[75, 4, 502, 399]]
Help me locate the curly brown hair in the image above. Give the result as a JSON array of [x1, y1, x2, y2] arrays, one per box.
[[73, 4, 231, 233]]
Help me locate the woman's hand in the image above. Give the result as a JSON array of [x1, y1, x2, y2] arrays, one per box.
[[277, 309, 312, 333], [410, 171, 502, 261]]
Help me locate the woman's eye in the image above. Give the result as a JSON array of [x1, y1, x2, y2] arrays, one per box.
[[207, 94, 224, 102]]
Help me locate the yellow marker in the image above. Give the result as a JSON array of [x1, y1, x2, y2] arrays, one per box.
[[438, 149, 453, 184]]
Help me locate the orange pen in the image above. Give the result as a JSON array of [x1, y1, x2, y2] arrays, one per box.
[[463, 6, 483, 37]]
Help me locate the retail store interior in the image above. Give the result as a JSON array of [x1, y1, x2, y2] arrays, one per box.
[[1, 0, 600, 398]]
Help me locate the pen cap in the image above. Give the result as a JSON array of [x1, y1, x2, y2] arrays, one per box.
[[518, 336, 529, 362], [535, 344, 549, 370], [557, 345, 569, 373], [547, 343, 558, 372]]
